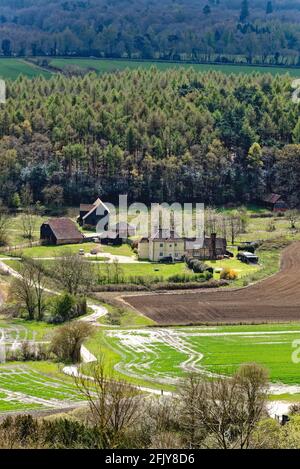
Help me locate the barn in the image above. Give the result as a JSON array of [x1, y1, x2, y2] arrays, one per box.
[[78, 198, 110, 228], [40, 218, 84, 246], [262, 193, 288, 212]]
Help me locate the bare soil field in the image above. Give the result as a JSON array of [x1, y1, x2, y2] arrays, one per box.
[[124, 242, 300, 325]]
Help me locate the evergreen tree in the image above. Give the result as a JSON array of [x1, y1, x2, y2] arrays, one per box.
[[240, 0, 249, 22], [266, 1, 273, 14]]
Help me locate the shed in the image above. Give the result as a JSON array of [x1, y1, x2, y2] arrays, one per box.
[[262, 194, 288, 212]]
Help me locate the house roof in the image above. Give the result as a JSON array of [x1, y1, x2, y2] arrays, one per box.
[[44, 218, 84, 241], [185, 237, 227, 250], [82, 198, 110, 221], [150, 229, 182, 242], [262, 193, 282, 204]]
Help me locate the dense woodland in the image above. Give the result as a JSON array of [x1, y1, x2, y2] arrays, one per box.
[[0, 68, 299, 207], [0, 0, 300, 65]]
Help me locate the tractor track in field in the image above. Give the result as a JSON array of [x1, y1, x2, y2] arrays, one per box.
[[124, 242, 300, 325]]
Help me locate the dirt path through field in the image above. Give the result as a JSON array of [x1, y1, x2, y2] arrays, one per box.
[[125, 242, 300, 325]]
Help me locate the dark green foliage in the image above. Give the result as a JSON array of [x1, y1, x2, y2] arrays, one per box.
[[0, 0, 298, 64], [185, 256, 211, 274], [0, 70, 299, 207], [49, 293, 87, 324], [0, 415, 102, 449]]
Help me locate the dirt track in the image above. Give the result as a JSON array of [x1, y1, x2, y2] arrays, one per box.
[[124, 242, 300, 325]]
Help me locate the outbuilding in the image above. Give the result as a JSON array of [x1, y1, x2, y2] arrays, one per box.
[[237, 251, 259, 265], [40, 218, 84, 246]]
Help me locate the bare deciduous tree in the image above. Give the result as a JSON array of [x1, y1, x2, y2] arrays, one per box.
[[54, 250, 94, 295], [76, 358, 142, 448], [0, 201, 8, 246], [178, 364, 269, 449], [10, 258, 47, 320]]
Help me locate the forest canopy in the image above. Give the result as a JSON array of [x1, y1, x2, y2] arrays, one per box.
[[0, 0, 299, 65], [0, 68, 299, 208]]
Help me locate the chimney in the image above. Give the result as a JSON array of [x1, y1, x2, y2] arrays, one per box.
[[211, 233, 217, 260]]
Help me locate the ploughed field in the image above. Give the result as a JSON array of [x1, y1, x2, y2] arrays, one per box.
[[125, 242, 300, 325]]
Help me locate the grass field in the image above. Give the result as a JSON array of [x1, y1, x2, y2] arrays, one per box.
[[0, 57, 299, 82], [0, 59, 51, 80], [95, 324, 300, 393], [48, 58, 300, 77], [0, 363, 84, 412]]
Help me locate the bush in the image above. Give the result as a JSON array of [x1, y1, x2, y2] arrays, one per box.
[[50, 321, 94, 363], [106, 307, 126, 325], [152, 279, 228, 290], [220, 267, 238, 280], [6, 342, 50, 362], [48, 294, 87, 324], [167, 273, 205, 283], [185, 256, 211, 274]]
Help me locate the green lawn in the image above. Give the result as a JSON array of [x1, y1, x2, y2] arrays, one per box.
[[0, 59, 51, 80], [49, 58, 300, 77], [95, 323, 300, 395], [6, 241, 135, 258]]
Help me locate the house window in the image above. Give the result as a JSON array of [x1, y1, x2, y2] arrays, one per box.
[[160, 243, 163, 248], [169, 244, 172, 248], [159, 252, 163, 257], [175, 243, 177, 247]]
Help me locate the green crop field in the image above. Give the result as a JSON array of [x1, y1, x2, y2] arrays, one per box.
[[0, 363, 84, 412], [49, 58, 300, 77], [0, 59, 51, 80], [94, 324, 300, 394]]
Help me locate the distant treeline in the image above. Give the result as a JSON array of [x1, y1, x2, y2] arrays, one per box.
[[0, 0, 299, 66], [0, 68, 299, 207]]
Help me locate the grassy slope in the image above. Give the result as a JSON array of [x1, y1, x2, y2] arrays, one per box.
[[0, 59, 51, 80], [49, 58, 300, 77]]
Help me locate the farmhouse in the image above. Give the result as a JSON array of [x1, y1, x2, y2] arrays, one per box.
[[40, 218, 84, 246], [138, 231, 227, 262], [78, 198, 110, 228], [138, 229, 185, 261], [185, 234, 227, 260], [262, 193, 288, 212]]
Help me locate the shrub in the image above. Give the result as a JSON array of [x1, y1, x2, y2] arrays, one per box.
[[50, 321, 94, 363], [185, 256, 210, 274], [220, 267, 238, 281], [6, 342, 50, 362], [48, 294, 87, 324], [167, 273, 205, 283], [152, 279, 228, 290]]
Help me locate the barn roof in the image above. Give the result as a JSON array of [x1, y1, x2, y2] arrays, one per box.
[[82, 198, 110, 220], [44, 218, 84, 241], [262, 193, 282, 204]]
